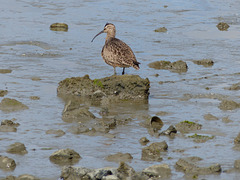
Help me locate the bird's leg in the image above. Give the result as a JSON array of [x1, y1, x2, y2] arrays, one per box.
[[122, 67, 125, 75], [114, 67, 116, 75]]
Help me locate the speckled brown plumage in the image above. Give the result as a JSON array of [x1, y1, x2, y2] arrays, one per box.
[[91, 23, 140, 75]]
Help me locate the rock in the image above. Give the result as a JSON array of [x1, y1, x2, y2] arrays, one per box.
[[159, 125, 177, 136], [49, 149, 81, 165], [154, 27, 167, 32], [149, 116, 163, 131], [203, 113, 219, 120], [30, 96, 40, 100], [46, 129, 65, 137], [222, 116, 232, 123], [139, 137, 150, 145], [61, 166, 93, 180], [105, 153, 133, 163], [62, 107, 95, 123], [188, 133, 214, 143], [148, 60, 188, 73], [17, 174, 40, 180], [193, 59, 214, 67], [57, 75, 150, 102], [7, 142, 28, 155], [1, 119, 19, 127], [141, 141, 168, 161], [175, 157, 221, 175], [50, 23, 68, 32], [175, 120, 202, 133], [0, 155, 16, 170], [217, 22, 230, 31], [0, 90, 8, 97], [234, 133, 240, 144], [0, 98, 28, 112], [226, 82, 240, 91], [156, 111, 170, 116], [234, 160, 240, 171], [0, 125, 17, 132], [142, 164, 172, 179], [0, 69, 12, 74], [117, 162, 136, 178], [218, 100, 240, 110]]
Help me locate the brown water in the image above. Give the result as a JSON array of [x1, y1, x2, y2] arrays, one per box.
[[0, 0, 240, 179]]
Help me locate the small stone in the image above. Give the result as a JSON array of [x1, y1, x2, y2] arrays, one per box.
[[30, 96, 40, 100], [217, 22, 230, 31], [46, 129, 65, 137], [105, 152, 133, 163], [0, 155, 16, 170], [7, 142, 28, 155], [154, 27, 167, 32], [175, 120, 202, 133], [0, 90, 8, 97], [0, 69, 12, 74], [193, 59, 214, 67], [218, 100, 240, 110], [139, 137, 150, 145], [234, 160, 240, 170], [234, 133, 240, 145], [17, 174, 40, 180], [0, 98, 29, 112], [50, 23, 68, 32], [160, 125, 177, 136], [142, 164, 172, 178], [204, 113, 219, 121]]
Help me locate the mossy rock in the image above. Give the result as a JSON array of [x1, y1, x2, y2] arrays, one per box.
[[57, 75, 150, 101], [175, 121, 202, 133], [0, 98, 29, 112]]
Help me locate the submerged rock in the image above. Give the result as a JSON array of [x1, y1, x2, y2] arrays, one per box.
[[0, 90, 8, 97], [226, 82, 240, 91], [175, 157, 221, 175], [0, 69, 12, 74], [141, 141, 168, 161], [139, 137, 150, 146], [46, 129, 65, 137], [159, 125, 177, 136], [142, 164, 172, 179], [1, 119, 19, 127], [154, 27, 167, 32], [218, 100, 240, 110], [0, 98, 28, 112], [105, 152, 133, 163], [0, 155, 16, 171], [234, 133, 240, 145], [148, 60, 188, 73], [188, 133, 214, 143], [5, 174, 40, 180], [57, 75, 150, 102], [7, 142, 28, 155], [49, 148, 81, 165], [175, 120, 202, 133], [204, 113, 219, 121], [193, 59, 214, 67], [50, 23, 68, 32], [217, 22, 230, 31]]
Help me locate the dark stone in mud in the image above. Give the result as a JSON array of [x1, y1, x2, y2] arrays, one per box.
[[234, 133, 240, 145], [7, 142, 28, 155], [159, 125, 177, 136], [0, 90, 8, 97], [0, 155, 16, 171], [226, 82, 240, 91], [193, 59, 214, 67], [49, 148, 81, 165], [46, 129, 65, 137], [105, 152, 133, 163], [50, 23, 68, 32], [217, 22, 230, 31], [141, 141, 168, 161], [0, 98, 29, 112], [0, 69, 12, 74], [175, 120, 202, 133], [154, 27, 167, 32], [218, 100, 240, 110], [57, 75, 150, 102], [148, 60, 188, 73], [204, 113, 219, 120], [142, 164, 172, 179], [175, 157, 221, 175], [139, 137, 150, 145]]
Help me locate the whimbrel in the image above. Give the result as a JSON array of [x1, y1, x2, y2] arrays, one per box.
[[91, 23, 140, 75]]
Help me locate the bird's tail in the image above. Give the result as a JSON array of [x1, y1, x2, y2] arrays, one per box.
[[133, 61, 140, 70]]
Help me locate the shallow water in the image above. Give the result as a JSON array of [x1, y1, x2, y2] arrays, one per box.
[[0, 0, 240, 179]]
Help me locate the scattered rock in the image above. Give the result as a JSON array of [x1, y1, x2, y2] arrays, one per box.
[[0, 90, 8, 97], [234, 159, 240, 170], [218, 100, 240, 110], [193, 59, 214, 67], [175, 157, 221, 175], [1, 119, 19, 127], [226, 82, 240, 91], [50, 23, 68, 32], [7, 142, 28, 155], [154, 27, 167, 32], [222, 116, 232, 123], [105, 152, 133, 163], [0, 98, 29, 112], [188, 133, 214, 143], [142, 164, 172, 179], [57, 75, 150, 102], [148, 60, 188, 73], [117, 162, 136, 178], [0, 69, 12, 74], [204, 113, 219, 121], [7, 174, 40, 180], [141, 141, 168, 161], [234, 133, 240, 145], [159, 125, 177, 136], [217, 22, 230, 31], [30, 96, 40, 100], [175, 120, 202, 133], [139, 137, 150, 146], [0, 155, 16, 171], [0, 125, 17, 132], [49, 148, 81, 165], [46, 129, 65, 137]]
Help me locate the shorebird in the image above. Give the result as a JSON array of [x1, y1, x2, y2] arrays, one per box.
[[91, 23, 140, 75]]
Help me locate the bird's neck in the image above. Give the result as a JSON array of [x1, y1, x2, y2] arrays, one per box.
[[105, 32, 116, 42]]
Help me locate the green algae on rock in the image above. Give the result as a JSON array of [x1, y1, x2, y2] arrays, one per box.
[[57, 75, 150, 101], [193, 59, 214, 67], [0, 98, 29, 112], [148, 60, 188, 73], [50, 23, 68, 32]]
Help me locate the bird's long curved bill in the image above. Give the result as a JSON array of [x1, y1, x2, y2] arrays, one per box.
[[91, 30, 104, 42]]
